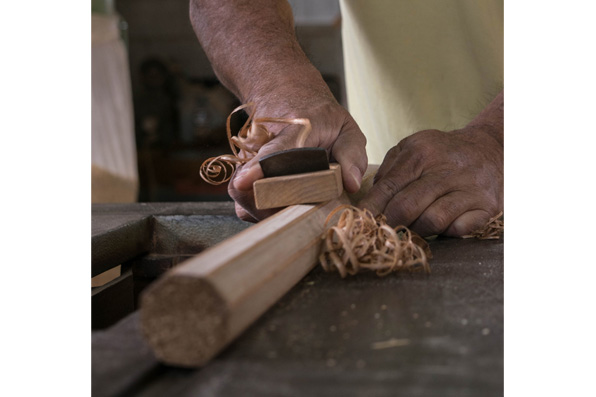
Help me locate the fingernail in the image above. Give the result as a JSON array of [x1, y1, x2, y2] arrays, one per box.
[[349, 165, 362, 191]]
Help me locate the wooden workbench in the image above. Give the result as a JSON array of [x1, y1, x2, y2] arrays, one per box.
[[92, 202, 503, 396]]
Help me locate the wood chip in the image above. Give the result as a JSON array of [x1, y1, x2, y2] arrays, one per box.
[[371, 338, 411, 350], [319, 205, 431, 277]]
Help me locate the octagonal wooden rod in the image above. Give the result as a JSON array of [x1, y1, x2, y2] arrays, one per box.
[[140, 165, 377, 367]]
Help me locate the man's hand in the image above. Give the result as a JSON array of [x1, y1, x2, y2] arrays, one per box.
[[191, 0, 367, 221], [190, 0, 503, 228], [229, 95, 367, 222], [359, 92, 504, 237]]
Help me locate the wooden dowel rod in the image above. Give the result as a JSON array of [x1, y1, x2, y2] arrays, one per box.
[[140, 195, 349, 367], [140, 165, 379, 368]]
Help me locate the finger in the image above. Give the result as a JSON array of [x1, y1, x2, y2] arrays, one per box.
[[329, 119, 368, 193], [232, 124, 307, 192], [357, 157, 422, 217], [235, 201, 258, 223], [372, 136, 425, 184], [232, 161, 264, 192], [443, 210, 492, 237], [407, 192, 487, 237], [228, 181, 283, 221], [372, 145, 401, 184], [381, 175, 450, 228]]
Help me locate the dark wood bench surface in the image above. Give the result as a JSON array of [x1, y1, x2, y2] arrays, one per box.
[[92, 232, 503, 397]]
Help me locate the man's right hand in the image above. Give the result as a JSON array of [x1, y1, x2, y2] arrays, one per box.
[[190, 0, 368, 221], [228, 92, 368, 222]]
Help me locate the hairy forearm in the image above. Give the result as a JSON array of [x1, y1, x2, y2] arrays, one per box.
[[189, 0, 333, 107], [467, 90, 504, 146]]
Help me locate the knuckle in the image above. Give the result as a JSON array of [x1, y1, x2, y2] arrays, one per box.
[[386, 145, 400, 158], [383, 195, 419, 227], [441, 197, 463, 217], [360, 129, 367, 146], [396, 137, 410, 151], [396, 195, 419, 222], [377, 177, 401, 200], [476, 189, 499, 213], [417, 142, 438, 162], [345, 115, 367, 142], [400, 129, 444, 163], [423, 212, 451, 235]]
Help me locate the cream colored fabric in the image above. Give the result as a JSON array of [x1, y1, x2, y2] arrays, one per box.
[[92, 14, 138, 202], [340, 0, 504, 164]]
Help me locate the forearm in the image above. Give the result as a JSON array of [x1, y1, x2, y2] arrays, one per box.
[[191, 0, 369, 217], [189, 0, 333, 109], [466, 90, 504, 146]]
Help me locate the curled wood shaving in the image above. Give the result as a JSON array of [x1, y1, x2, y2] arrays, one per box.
[[200, 103, 312, 185], [462, 211, 504, 240], [371, 338, 411, 350], [199, 155, 244, 186], [319, 205, 432, 278]]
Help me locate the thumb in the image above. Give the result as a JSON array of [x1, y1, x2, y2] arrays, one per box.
[[329, 118, 368, 193]]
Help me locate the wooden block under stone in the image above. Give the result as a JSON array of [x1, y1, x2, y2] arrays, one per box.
[[254, 164, 342, 210]]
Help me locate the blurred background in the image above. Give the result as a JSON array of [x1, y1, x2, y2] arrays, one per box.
[[91, 0, 345, 203]]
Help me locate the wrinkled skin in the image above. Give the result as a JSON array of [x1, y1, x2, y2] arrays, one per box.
[[358, 126, 503, 236], [231, 120, 503, 237], [228, 96, 368, 222], [190, 0, 503, 236]]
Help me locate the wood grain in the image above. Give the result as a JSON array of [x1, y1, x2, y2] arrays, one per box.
[[253, 164, 342, 209], [140, 165, 379, 367]]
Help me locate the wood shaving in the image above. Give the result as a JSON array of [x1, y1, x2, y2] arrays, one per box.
[[371, 338, 411, 350], [319, 205, 432, 277], [462, 211, 504, 239], [200, 103, 311, 185]]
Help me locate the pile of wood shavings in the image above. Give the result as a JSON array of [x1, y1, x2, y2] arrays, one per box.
[[462, 211, 504, 239], [200, 102, 311, 185], [319, 205, 432, 278]]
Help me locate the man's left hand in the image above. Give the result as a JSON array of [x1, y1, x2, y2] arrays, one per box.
[[358, 125, 503, 237]]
